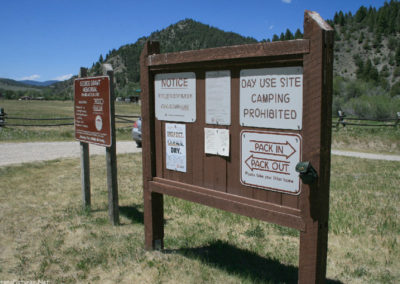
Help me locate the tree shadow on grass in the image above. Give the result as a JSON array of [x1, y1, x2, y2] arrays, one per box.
[[165, 240, 343, 284], [119, 205, 144, 224]]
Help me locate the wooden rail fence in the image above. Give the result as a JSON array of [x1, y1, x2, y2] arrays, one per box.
[[0, 108, 139, 128], [333, 111, 400, 130]]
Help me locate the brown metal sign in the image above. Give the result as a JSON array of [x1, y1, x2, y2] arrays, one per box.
[[74, 76, 112, 147]]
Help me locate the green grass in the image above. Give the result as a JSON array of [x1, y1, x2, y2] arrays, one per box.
[[0, 99, 140, 142], [332, 124, 400, 154], [0, 154, 398, 283]]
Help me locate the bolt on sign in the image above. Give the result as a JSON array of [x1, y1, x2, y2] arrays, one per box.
[[140, 11, 334, 283], [74, 76, 111, 147]]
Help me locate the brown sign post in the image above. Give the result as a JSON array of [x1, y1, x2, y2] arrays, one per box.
[[74, 64, 119, 225], [140, 11, 333, 283]]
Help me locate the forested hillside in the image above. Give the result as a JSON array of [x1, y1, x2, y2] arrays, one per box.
[[88, 19, 258, 97], [327, 1, 400, 118]]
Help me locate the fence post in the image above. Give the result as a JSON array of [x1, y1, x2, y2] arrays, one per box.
[[79, 67, 91, 209], [336, 110, 345, 130], [103, 63, 119, 225], [0, 108, 5, 128]]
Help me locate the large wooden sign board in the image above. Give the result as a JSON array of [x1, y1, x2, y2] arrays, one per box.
[[140, 11, 333, 283]]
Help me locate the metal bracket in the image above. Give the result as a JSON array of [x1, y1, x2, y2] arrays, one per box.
[[296, 161, 318, 184]]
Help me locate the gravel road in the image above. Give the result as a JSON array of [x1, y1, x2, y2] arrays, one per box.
[[0, 142, 399, 167], [0, 141, 141, 167]]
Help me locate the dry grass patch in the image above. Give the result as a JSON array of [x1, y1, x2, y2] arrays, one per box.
[[0, 154, 399, 283]]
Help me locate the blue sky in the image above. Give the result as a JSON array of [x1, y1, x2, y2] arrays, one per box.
[[0, 0, 388, 82]]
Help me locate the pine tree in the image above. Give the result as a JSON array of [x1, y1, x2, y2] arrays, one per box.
[[294, 29, 303, 39], [284, 29, 294, 40]]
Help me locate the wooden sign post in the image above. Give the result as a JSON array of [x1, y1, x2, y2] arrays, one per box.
[[140, 11, 333, 283], [74, 64, 119, 225]]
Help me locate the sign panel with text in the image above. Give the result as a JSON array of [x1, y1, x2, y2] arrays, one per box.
[[155, 72, 196, 122], [240, 130, 302, 194], [240, 67, 303, 130], [74, 76, 111, 147]]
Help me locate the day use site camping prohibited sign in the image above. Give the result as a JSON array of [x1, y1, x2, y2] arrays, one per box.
[[141, 11, 334, 283], [74, 76, 111, 147]]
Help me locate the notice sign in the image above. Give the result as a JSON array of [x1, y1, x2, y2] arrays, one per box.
[[240, 130, 302, 194], [155, 72, 196, 122], [165, 123, 187, 172], [74, 76, 111, 147], [206, 70, 231, 125], [240, 67, 303, 130]]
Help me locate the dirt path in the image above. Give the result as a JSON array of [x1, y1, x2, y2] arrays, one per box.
[[331, 150, 400, 161], [0, 142, 399, 167], [0, 141, 141, 167]]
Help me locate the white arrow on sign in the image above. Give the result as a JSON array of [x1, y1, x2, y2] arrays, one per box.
[[245, 155, 290, 175], [249, 139, 296, 159]]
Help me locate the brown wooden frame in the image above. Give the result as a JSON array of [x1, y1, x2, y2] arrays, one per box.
[[140, 11, 333, 283]]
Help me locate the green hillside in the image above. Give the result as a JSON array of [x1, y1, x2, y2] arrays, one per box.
[[87, 19, 258, 96]]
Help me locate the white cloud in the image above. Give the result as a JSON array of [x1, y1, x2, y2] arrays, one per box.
[[20, 74, 40, 81], [54, 74, 73, 81], [282, 0, 292, 3], [269, 25, 274, 30]]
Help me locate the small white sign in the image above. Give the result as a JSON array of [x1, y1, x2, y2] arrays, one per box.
[[206, 70, 231, 125], [241, 130, 302, 194], [240, 67, 303, 130], [155, 72, 196, 122], [204, 128, 230, 157], [165, 123, 186, 172]]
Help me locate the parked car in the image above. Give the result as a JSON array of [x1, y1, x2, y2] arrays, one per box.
[[132, 117, 142, 147]]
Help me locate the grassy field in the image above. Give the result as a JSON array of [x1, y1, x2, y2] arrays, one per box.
[[0, 100, 140, 142], [0, 153, 399, 283], [1, 99, 399, 155]]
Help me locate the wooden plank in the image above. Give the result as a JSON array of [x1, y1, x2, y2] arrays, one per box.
[[80, 141, 90, 208], [150, 179, 304, 231], [147, 40, 309, 67], [154, 177, 301, 217], [155, 120, 163, 178], [192, 71, 205, 187], [282, 193, 299, 209], [141, 41, 164, 250], [298, 11, 333, 284], [203, 125, 227, 192], [79, 67, 91, 209], [227, 68, 253, 198], [103, 64, 119, 226]]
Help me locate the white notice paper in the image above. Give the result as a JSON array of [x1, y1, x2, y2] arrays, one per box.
[[206, 70, 231, 125], [204, 128, 230, 157], [165, 123, 186, 172], [155, 72, 196, 122]]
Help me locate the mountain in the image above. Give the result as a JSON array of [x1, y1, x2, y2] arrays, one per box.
[[19, 80, 59, 87], [0, 78, 43, 91], [47, 19, 258, 100], [87, 19, 258, 96]]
